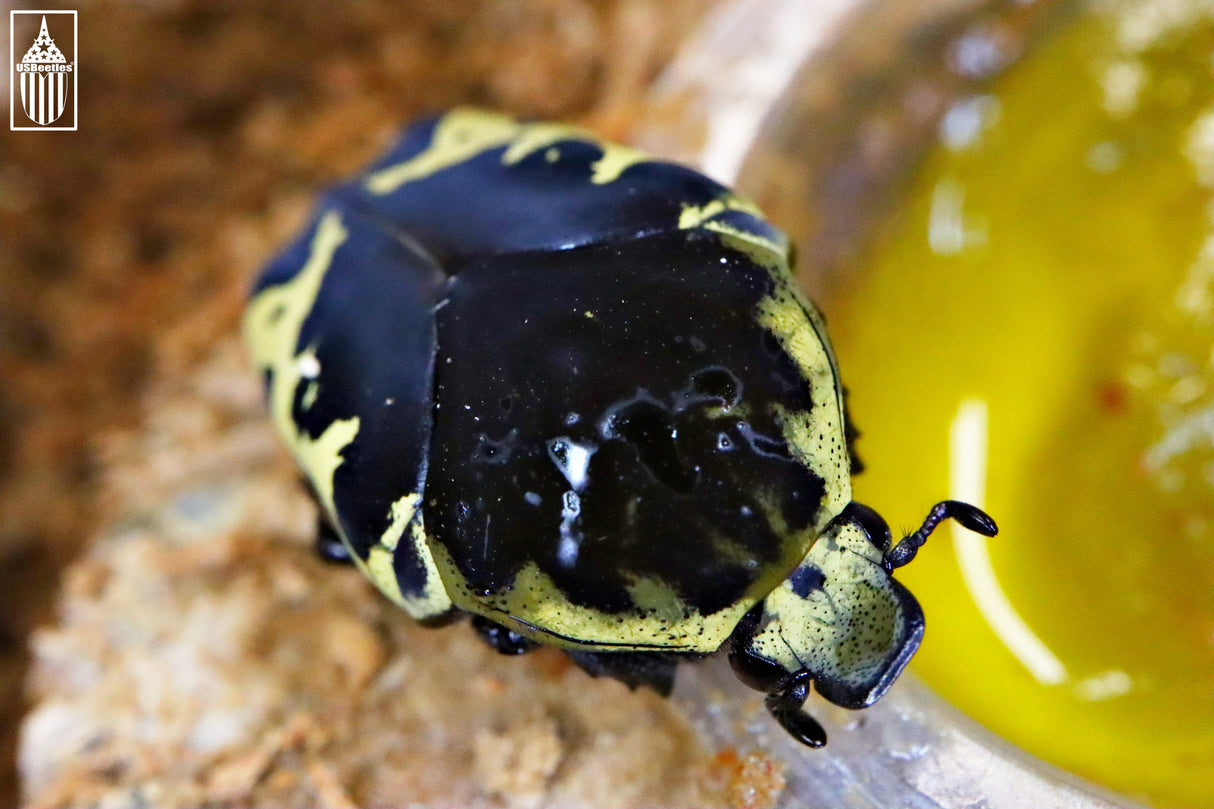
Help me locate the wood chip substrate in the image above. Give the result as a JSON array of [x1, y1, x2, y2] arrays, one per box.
[[3, 1, 788, 806]]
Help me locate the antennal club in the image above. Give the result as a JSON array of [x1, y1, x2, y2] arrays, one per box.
[[884, 500, 997, 570]]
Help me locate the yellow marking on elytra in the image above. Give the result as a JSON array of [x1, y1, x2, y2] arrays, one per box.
[[298, 419, 361, 521], [245, 215, 452, 621], [680, 197, 786, 257], [678, 195, 764, 228], [379, 493, 421, 552], [772, 401, 852, 523], [501, 121, 583, 165], [754, 258, 851, 522], [369, 493, 453, 618], [679, 199, 728, 229], [244, 212, 359, 519], [589, 142, 650, 184], [758, 301, 836, 401], [625, 576, 688, 619], [427, 543, 751, 652], [703, 220, 785, 258], [401, 512, 453, 619], [365, 109, 521, 195], [405, 512, 454, 614], [368, 494, 453, 619], [501, 121, 651, 183], [365, 109, 651, 196], [727, 225, 840, 415], [367, 545, 406, 605]]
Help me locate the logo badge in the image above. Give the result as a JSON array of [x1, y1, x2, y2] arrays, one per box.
[[10, 10, 77, 131]]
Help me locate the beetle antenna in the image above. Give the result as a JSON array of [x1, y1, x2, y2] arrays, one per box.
[[884, 500, 997, 569]]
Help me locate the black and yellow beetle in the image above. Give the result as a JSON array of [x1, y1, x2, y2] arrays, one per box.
[[244, 109, 996, 747]]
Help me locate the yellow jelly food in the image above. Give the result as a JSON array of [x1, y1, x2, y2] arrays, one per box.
[[822, 2, 1214, 805]]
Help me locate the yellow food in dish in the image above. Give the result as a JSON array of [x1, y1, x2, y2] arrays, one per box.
[[823, 4, 1214, 805]]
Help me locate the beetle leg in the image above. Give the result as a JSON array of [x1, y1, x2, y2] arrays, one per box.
[[730, 500, 998, 748], [765, 675, 827, 748], [727, 507, 926, 735], [470, 615, 537, 655], [299, 476, 355, 565], [314, 515, 354, 565], [884, 500, 997, 570], [841, 385, 865, 475], [565, 649, 681, 696], [728, 633, 828, 748]]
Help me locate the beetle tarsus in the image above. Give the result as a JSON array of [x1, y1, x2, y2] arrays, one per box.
[[885, 500, 998, 569], [471, 615, 537, 655], [765, 678, 827, 748], [315, 518, 354, 565]]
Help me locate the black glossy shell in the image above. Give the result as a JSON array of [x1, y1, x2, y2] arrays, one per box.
[[245, 110, 852, 651]]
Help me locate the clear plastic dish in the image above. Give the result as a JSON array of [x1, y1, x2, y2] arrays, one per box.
[[633, 2, 1146, 806]]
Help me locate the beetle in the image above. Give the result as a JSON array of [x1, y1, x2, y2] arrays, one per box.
[[244, 108, 996, 747]]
